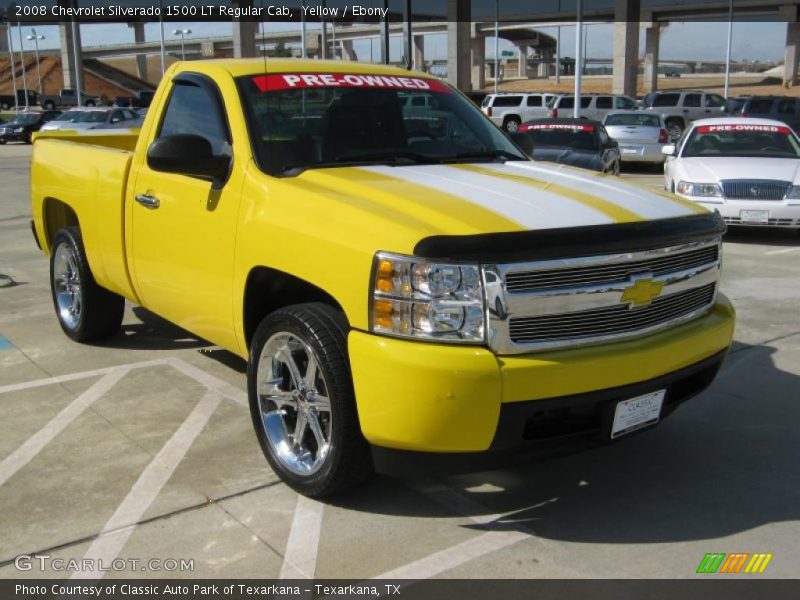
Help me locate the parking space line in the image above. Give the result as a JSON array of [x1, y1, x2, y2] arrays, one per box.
[[166, 357, 248, 406], [765, 247, 798, 256], [72, 389, 222, 580], [0, 369, 130, 487], [0, 359, 168, 395], [375, 530, 530, 579], [279, 495, 324, 579]]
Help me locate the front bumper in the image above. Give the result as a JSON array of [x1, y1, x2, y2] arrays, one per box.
[[689, 198, 800, 228], [348, 295, 735, 454], [0, 132, 27, 142]]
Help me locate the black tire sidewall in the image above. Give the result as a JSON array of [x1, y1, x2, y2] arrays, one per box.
[[247, 304, 371, 497], [50, 228, 88, 341]]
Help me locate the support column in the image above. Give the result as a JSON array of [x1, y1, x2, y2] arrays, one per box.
[[537, 50, 551, 78], [58, 21, 82, 90], [413, 35, 425, 72], [471, 31, 486, 90], [128, 23, 148, 81], [611, 0, 640, 96], [232, 0, 257, 58], [781, 6, 800, 86], [341, 40, 357, 61], [644, 24, 660, 93], [446, 0, 471, 91], [517, 45, 527, 78], [0, 24, 8, 53]]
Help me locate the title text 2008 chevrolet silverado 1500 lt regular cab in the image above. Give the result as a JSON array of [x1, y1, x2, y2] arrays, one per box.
[[30, 59, 735, 497]]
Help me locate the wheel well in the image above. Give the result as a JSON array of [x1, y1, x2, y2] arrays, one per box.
[[503, 114, 521, 123], [665, 116, 685, 127], [243, 267, 346, 350], [42, 198, 79, 248]]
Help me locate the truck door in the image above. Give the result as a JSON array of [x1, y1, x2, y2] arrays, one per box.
[[129, 73, 241, 351]]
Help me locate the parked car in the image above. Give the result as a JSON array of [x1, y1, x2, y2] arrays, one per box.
[[54, 107, 140, 131], [663, 118, 800, 232], [518, 118, 622, 174], [547, 94, 639, 122], [38, 108, 88, 132], [481, 92, 560, 131], [114, 90, 155, 108], [665, 70, 681, 78], [0, 89, 40, 111], [39, 88, 100, 110], [602, 110, 670, 166], [724, 96, 800, 132], [30, 60, 734, 497], [0, 110, 61, 144], [641, 90, 727, 139]]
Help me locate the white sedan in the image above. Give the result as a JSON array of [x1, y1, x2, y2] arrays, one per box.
[[664, 118, 800, 232]]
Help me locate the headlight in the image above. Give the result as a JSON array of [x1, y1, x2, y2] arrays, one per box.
[[13, 127, 24, 133], [676, 181, 722, 197], [786, 186, 800, 199], [370, 252, 484, 343]]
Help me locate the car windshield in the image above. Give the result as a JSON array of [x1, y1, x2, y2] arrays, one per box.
[[76, 111, 110, 123], [604, 114, 661, 127], [9, 114, 40, 125], [682, 123, 800, 159], [524, 123, 598, 151], [237, 73, 526, 176], [53, 111, 83, 122]]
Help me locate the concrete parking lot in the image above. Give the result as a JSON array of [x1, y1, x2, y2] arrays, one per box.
[[1, 143, 798, 579]]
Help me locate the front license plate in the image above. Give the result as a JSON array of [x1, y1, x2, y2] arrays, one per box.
[[611, 389, 666, 439], [740, 210, 769, 224]]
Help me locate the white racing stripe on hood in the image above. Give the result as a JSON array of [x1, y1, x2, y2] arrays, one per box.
[[498, 161, 695, 219], [361, 164, 615, 229]]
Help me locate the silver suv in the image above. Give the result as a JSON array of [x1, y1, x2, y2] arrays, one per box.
[[548, 94, 639, 121], [481, 93, 559, 131], [641, 90, 726, 137]]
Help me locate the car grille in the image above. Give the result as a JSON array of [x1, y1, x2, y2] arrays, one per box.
[[508, 283, 716, 344], [724, 216, 797, 227], [720, 180, 791, 200], [505, 244, 718, 292], [484, 238, 721, 353]]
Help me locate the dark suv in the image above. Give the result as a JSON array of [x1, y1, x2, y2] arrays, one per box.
[[726, 96, 800, 132], [0, 110, 61, 144]]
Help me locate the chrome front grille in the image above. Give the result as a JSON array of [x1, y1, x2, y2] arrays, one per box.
[[505, 244, 718, 292], [508, 283, 716, 344], [484, 238, 721, 354], [721, 179, 791, 201]]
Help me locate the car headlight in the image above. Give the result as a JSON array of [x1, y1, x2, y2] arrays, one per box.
[[785, 186, 800, 199], [676, 181, 722, 197], [13, 127, 24, 133], [370, 252, 484, 343]]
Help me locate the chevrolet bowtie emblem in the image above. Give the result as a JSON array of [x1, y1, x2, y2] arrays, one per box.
[[621, 278, 664, 307]]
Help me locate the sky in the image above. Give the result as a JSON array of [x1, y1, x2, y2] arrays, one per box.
[[8, 20, 789, 65]]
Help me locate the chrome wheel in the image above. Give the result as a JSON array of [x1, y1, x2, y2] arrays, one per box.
[[52, 242, 83, 330], [256, 332, 332, 476]]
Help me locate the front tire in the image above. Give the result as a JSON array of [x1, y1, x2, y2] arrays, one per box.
[[248, 303, 373, 497], [503, 116, 521, 132], [44, 101, 55, 110], [50, 227, 125, 342]]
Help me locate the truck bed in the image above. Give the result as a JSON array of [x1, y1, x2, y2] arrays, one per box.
[[30, 131, 139, 301]]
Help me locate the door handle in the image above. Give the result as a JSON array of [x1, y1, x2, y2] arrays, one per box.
[[135, 193, 160, 209]]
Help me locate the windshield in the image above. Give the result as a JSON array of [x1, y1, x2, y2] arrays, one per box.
[[682, 123, 800, 159], [604, 114, 661, 127], [237, 73, 526, 176], [522, 123, 598, 151], [53, 111, 83, 122], [76, 111, 110, 123], [9, 114, 40, 125]]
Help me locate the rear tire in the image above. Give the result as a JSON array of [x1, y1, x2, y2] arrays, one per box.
[[503, 116, 521, 132], [85, 100, 96, 107], [248, 303, 373, 498], [50, 227, 125, 342], [44, 101, 55, 110], [665, 118, 684, 141]]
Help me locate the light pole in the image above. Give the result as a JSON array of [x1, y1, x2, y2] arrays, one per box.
[[724, 0, 734, 99], [172, 29, 192, 61], [27, 29, 45, 94], [17, 23, 29, 109]]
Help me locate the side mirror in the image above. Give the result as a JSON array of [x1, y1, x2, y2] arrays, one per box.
[[661, 144, 676, 156], [509, 131, 534, 156], [147, 134, 230, 188]]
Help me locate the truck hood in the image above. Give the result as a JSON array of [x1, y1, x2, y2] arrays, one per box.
[[297, 160, 702, 241], [675, 157, 800, 184]]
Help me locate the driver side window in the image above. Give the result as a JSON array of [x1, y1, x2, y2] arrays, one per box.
[[159, 81, 229, 154]]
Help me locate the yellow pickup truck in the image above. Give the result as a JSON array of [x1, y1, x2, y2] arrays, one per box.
[[30, 59, 735, 497]]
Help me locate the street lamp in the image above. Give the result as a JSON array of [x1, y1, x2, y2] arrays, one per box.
[[27, 29, 45, 94], [172, 28, 191, 61]]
